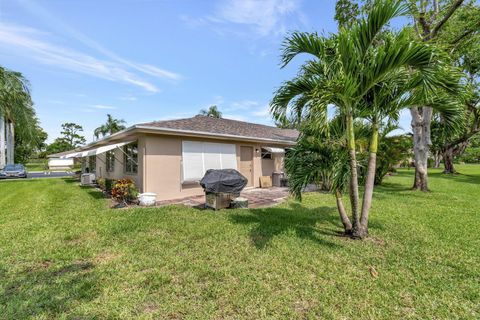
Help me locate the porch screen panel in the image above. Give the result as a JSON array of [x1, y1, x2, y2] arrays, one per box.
[[182, 141, 238, 181], [182, 141, 204, 181]]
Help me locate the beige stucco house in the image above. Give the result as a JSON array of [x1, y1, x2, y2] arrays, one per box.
[[54, 116, 298, 201]]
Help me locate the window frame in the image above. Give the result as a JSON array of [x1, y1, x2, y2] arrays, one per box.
[[123, 142, 138, 174], [261, 149, 273, 159], [106, 150, 115, 173], [88, 155, 96, 173]]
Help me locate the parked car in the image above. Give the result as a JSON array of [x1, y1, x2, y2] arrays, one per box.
[[0, 164, 28, 179]]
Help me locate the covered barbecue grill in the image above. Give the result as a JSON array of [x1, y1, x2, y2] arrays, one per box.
[[200, 169, 248, 210]]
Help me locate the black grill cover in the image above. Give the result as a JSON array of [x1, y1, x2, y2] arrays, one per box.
[[200, 169, 248, 193]]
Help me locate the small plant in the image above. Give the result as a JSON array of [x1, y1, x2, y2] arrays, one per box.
[[105, 178, 116, 194], [111, 179, 138, 205], [97, 178, 106, 190]]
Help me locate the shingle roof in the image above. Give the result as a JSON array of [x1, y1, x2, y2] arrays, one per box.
[[139, 116, 299, 143]]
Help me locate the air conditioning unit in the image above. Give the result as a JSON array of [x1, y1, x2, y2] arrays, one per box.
[[81, 173, 96, 185]]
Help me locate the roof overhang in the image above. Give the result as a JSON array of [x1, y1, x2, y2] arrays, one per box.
[[262, 147, 285, 153], [61, 141, 135, 158], [50, 123, 297, 158]]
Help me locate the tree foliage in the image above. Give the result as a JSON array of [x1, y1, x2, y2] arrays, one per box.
[[198, 105, 222, 118], [0, 66, 41, 145], [94, 114, 127, 140], [272, 0, 461, 238], [47, 122, 86, 154]]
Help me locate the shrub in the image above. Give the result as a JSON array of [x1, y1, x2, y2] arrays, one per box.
[[111, 179, 138, 204], [105, 179, 116, 194], [97, 178, 106, 190], [458, 147, 480, 163]]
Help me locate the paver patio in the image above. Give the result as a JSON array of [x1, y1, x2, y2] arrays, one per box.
[[156, 185, 319, 209]]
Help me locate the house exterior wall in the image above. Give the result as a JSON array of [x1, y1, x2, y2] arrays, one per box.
[[142, 134, 288, 201], [261, 153, 285, 177], [94, 136, 145, 191], [92, 133, 289, 201]]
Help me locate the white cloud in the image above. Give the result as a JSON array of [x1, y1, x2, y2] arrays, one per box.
[[92, 104, 116, 110], [216, 0, 302, 36], [180, 0, 304, 38], [0, 23, 163, 93], [15, 0, 182, 83]]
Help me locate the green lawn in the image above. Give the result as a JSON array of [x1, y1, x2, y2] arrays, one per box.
[[0, 165, 479, 319], [25, 162, 48, 172], [25, 162, 81, 172]]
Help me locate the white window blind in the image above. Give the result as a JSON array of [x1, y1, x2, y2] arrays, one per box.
[[182, 141, 237, 181]]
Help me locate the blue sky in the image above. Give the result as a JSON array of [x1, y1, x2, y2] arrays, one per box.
[[0, 0, 409, 142]]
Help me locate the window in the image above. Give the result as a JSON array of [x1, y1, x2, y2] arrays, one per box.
[[106, 150, 115, 172], [261, 149, 272, 159], [88, 156, 96, 173], [182, 141, 237, 181], [124, 142, 138, 174]]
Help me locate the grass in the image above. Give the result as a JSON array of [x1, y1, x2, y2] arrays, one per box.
[[25, 162, 81, 172], [0, 165, 479, 319], [25, 162, 48, 171]]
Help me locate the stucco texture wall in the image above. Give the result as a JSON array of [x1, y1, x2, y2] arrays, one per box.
[[93, 133, 288, 201], [94, 137, 144, 191], [143, 134, 287, 201]]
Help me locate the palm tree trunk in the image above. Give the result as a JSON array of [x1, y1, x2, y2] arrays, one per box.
[[335, 189, 352, 234], [346, 114, 360, 233], [0, 113, 5, 168], [356, 123, 379, 239]]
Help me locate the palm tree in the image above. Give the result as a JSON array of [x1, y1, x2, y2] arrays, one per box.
[[285, 117, 371, 234], [271, 0, 461, 239], [198, 105, 222, 118], [94, 114, 127, 140], [0, 66, 37, 167]]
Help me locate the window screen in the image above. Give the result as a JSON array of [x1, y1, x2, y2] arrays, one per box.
[[182, 141, 237, 181]]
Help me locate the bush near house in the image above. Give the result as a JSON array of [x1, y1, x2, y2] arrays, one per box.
[[111, 178, 138, 204], [105, 178, 116, 194], [97, 178, 117, 194]]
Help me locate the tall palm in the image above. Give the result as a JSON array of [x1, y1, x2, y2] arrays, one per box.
[[198, 105, 222, 118], [0, 66, 37, 166], [271, 0, 461, 238], [94, 114, 127, 140]]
